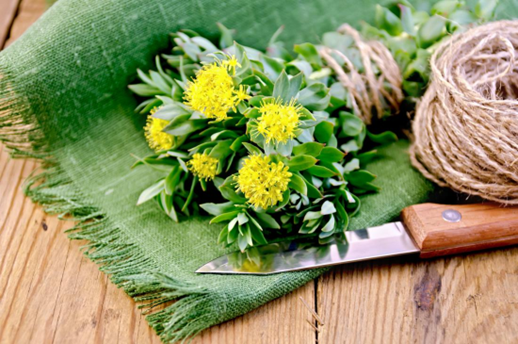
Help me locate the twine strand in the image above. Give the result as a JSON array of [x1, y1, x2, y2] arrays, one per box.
[[411, 21, 518, 204], [319, 24, 403, 124]]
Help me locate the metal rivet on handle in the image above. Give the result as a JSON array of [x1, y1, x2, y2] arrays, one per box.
[[442, 209, 462, 223]]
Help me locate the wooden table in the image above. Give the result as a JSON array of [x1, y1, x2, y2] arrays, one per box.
[[1, 1, 518, 343]]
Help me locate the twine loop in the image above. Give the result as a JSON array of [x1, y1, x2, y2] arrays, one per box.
[[410, 21, 518, 204], [319, 24, 403, 124]]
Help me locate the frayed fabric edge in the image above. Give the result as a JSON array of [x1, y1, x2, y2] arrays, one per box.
[[0, 67, 220, 344]]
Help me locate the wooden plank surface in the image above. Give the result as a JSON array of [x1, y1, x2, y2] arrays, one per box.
[[317, 249, 518, 344], [1, 2, 518, 344], [0, 0, 20, 47]]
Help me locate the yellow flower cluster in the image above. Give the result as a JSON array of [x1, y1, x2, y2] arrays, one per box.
[[257, 98, 302, 145], [188, 153, 219, 181], [235, 154, 292, 209], [144, 109, 174, 152], [183, 56, 249, 121]]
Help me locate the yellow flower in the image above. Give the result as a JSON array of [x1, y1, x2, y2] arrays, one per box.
[[234, 85, 251, 103], [188, 153, 219, 181], [257, 98, 302, 145], [222, 55, 241, 75], [235, 154, 292, 209], [144, 110, 174, 152], [183, 56, 246, 121]]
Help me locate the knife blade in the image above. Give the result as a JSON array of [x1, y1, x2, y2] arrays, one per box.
[[196, 202, 518, 275]]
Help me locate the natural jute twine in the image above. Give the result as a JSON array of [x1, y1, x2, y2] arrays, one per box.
[[410, 21, 518, 204], [319, 24, 403, 124]]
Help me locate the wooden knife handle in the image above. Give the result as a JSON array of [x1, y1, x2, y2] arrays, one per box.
[[401, 202, 518, 258]]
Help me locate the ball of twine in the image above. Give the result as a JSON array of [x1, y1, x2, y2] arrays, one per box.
[[410, 20, 518, 204], [319, 24, 403, 124]]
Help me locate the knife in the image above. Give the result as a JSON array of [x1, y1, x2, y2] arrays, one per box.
[[196, 202, 518, 275]]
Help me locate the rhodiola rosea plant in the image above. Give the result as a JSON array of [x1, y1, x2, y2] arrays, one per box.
[[128, 24, 399, 252]]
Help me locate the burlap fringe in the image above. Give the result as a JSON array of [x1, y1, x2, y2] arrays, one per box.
[[0, 68, 216, 343], [410, 20, 518, 205]]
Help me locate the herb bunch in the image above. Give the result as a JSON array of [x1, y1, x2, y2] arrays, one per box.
[[129, 25, 398, 252], [364, 0, 498, 99]]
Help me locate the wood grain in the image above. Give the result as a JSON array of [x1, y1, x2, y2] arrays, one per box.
[[402, 202, 518, 258], [0, 0, 20, 47], [317, 249, 518, 344]]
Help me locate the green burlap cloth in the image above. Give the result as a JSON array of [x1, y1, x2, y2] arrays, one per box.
[[1, 0, 516, 342]]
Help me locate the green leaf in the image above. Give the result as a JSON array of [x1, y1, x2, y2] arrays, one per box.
[[243, 108, 260, 119], [160, 191, 179, 222], [400, 5, 415, 36], [272, 70, 290, 100], [230, 135, 248, 152], [217, 227, 229, 245], [249, 224, 268, 245], [432, 1, 460, 15], [165, 165, 181, 195], [403, 49, 431, 81], [254, 212, 280, 229], [341, 113, 364, 136], [249, 96, 265, 107], [219, 176, 248, 203], [149, 70, 172, 95], [209, 140, 233, 159], [297, 83, 330, 111], [288, 173, 307, 195], [294, 43, 322, 67], [181, 177, 197, 212], [228, 224, 239, 244], [448, 10, 478, 28], [210, 210, 240, 224], [347, 170, 376, 183], [238, 229, 249, 251], [475, 0, 498, 20], [308, 165, 336, 178], [418, 15, 446, 49], [367, 131, 398, 145], [276, 189, 291, 210], [252, 70, 274, 95], [321, 201, 337, 215], [318, 147, 345, 163], [261, 55, 284, 79], [163, 114, 207, 136], [340, 140, 361, 153], [217, 23, 234, 49], [237, 212, 249, 225], [287, 155, 317, 171], [273, 71, 302, 101], [298, 174, 321, 199], [137, 180, 165, 205], [314, 121, 334, 143], [292, 142, 324, 157], [334, 202, 349, 230], [375, 5, 403, 36], [304, 211, 322, 222], [321, 214, 335, 232], [200, 202, 235, 216], [346, 170, 380, 192], [242, 142, 262, 155], [287, 73, 303, 100], [234, 42, 252, 77], [343, 158, 360, 172], [128, 83, 162, 97]]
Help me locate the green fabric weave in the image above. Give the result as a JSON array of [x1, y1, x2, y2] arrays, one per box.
[[1, 0, 516, 342]]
